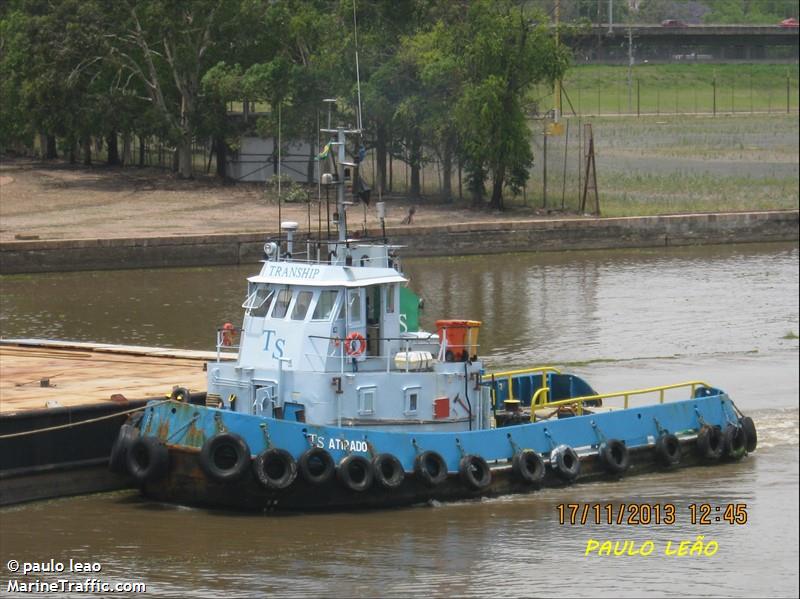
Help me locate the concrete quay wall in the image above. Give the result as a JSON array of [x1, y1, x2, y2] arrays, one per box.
[[1, 210, 797, 274]]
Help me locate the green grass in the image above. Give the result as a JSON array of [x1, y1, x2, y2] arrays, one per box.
[[532, 63, 800, 116]]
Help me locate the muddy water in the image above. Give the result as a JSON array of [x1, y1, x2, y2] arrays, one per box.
[[1, 243, 798, 597]]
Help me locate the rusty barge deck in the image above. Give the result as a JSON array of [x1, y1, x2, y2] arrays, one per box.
[[0, 339, 227, 506]]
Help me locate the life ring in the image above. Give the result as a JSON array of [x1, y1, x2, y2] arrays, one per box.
[[252, 448, 297, 490], [199, 432, 251, 482], [345, 332, 366, 357], [696, 425, 723, 460], [598, 438, 630, 474], [550, 445, 581, 481], [126, 436, 168, 484], [740, 416, 757, 452], [372, 453, 405, 489], [512, 449, 545, 484], [459, 454, 492, 490], [414, 450, 448, 487], [221, 322, 235, 347], [298, 447, 335, 485], [337, 455, 374, 492], [655, 433, 681, 466], [108, 423, 139, 474], [723, 424, 747, 460]]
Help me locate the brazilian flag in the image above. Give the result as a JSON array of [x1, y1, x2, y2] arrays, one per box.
[[316, 142, 331, 161]]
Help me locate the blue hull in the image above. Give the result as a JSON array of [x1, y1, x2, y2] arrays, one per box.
[[120, 389, 750, 511]]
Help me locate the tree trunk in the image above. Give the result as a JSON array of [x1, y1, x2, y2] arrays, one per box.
[[68, 139, 77, 164], [82, 138, 92, 166], [215, 137, 228, 179], [489, 166, 505, 211], [376, 123, 388, 193], [441, 138, 453, 202], [409, 135, 421, 198], [46, 135, 58, 159], [138, 136, 146, 167], [121, 131, 133, 165], [178, 136, 193, 178], [106, 132, 120, 165]]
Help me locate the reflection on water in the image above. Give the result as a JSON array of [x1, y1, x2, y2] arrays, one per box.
[[0, 242, 798, 597]]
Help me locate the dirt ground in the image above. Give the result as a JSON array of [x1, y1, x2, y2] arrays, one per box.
[[0, 158, 562, 243]]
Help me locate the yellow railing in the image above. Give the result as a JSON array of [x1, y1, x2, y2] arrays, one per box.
[[487, 366, 562, 402], [529, 380, 712, 418]]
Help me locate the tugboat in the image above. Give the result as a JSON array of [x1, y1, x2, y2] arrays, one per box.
[[111, 125, 758, 511]]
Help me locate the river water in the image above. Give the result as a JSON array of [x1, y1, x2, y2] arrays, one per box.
[[1, 243, 798, 597]]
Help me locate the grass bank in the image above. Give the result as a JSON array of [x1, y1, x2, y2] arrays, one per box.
[[518, 113, 799, 216], [531, 63, 800, 116]]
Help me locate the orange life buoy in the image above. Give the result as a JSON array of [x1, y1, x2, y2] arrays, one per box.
[[345, 332, 366, 357], [221, 322, 235, 347]]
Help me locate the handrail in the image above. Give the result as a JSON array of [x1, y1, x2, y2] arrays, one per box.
[[529, 387, 550, 422], [483, 366, 562, 402], [530, 380, 712, 416]]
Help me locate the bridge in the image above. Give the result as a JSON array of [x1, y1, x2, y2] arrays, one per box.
[[564, 24, 799, 62]]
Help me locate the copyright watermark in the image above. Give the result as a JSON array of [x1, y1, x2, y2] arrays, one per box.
[[4, 559, 146, 594]]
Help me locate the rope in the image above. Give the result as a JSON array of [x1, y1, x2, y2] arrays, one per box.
[[0, 400, 171, 440]]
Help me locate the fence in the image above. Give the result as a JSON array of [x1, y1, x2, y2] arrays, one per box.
[[533, 70, 800, 117]]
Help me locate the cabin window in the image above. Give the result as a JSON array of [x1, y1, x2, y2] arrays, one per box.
[[347, 288, 362, 324], [312, 290, 339, 320], [358, 386, 376, 415], [404, 386, 420, 415], [271, 288, 292, 319], [385, 284, 396, 314], [242, 284, 275, 318], [291, 290, 313, 320]]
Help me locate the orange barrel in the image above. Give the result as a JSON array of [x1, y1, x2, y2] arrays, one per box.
[[436, 320, 482, 361]]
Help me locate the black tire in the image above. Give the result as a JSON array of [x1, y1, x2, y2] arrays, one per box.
[[126, 436, 168, 484], [252, 448, 297, 490], [551, 445, 581, 481], [372, 453, 405, 489], [414, 450, 448, 487], [298, 447, 335, 485], [459, 455, 492, 490], [723, 424, 747, 460], [740, 416, 757, 453], [109, 423, 138, 474], [655, 433, 681, 467], [337, 455, 374, 492], [512, 449, 545, 484], [599, 439, 629, 474], [199, 432, 250, 482], [696, 425, 723, 460]]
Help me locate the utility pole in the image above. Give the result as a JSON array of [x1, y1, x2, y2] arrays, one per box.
[[554, 0, 561, 123], [608, 0, 613, 33]]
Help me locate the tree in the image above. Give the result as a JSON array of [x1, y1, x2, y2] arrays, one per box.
[[454, 0, 569, 210], [101, 0, 253, 178]]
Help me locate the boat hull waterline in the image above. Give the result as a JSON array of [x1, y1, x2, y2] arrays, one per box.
[[119, 391, 751, 511]]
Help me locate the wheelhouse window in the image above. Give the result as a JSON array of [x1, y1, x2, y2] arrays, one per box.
[[291, 291, 313, 320], [312, 290, 339, 320], [271, 288, 292, 319], [347, 288, 362, 324], [358, 386, 376, 415], [242, 284, 275, 318], [386, 284, 396, 314]]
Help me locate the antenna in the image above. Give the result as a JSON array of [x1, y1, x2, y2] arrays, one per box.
[[353, 0, 363, 131]]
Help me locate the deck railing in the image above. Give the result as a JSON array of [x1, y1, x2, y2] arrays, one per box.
[[527, 380, 712, 421]]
